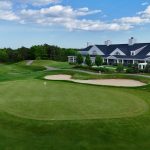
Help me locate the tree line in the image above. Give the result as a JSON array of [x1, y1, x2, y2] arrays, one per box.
[[0, 44, 77, 63]]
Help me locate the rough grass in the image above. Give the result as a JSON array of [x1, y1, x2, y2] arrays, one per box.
[[31, 60, 74, 69]]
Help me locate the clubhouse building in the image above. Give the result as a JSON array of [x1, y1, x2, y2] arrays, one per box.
[[68, 37, 150, 69]]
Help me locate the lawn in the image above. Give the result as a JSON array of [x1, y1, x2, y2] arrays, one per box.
[[0, 79, 148, 120], [0, 62, 150, 149]]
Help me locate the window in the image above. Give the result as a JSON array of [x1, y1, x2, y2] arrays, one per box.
[[115, 52, 120, 55], [68, 56, 76, 63], [131, 51, 135, 56], [92, 50, 97, 55]]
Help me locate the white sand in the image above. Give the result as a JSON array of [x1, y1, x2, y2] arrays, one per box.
[[44, 74, 146, 87], [44, 74, 71, 80]]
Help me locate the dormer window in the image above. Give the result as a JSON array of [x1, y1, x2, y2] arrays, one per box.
[[131, 51, 135, 56], [147, 52, 150, 56], [130, 46, 147, 56]]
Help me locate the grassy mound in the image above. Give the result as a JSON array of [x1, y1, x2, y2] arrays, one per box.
[[0, 79, 148, 120]]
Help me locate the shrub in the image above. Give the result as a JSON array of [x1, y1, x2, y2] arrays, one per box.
[[116, 63, 124, 73], [126, 68, 134, 73], [126, 63, 139, 73], [69, 62, 76, 65], [93, 67, 114, 73], [144, 62, 150, 73]]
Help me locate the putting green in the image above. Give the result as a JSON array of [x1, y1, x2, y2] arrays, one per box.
[[0, 79, 148, 120]]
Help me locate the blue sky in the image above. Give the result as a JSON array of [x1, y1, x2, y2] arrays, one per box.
[[0, 0, 150, 48]]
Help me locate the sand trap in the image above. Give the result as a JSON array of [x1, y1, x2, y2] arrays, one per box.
[[44, 74, 146, 87], [45, 74, 71, 80]]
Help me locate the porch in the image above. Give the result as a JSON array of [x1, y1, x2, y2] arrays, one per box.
[[104, 58, 146, 66]]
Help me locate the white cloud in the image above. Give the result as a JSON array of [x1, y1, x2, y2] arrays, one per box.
[[138, 5, 150, 17], [0, 1, 19, 21], [20, 5, 101, 17], [116, 16, 150, 24], [116, 5, 150, 26], [19, 5, 131, 31], [32, 0, 60, 6], [0, 1, 12, 10], [65, 20, 133, 31], [1, 1, 150, 31]]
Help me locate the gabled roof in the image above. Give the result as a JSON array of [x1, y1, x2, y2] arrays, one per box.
[[110, 48, 126, 56], [80, 43, 150, 59]]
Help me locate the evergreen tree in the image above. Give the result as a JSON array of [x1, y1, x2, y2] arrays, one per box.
[[95, 55, 103, 66], [76, 54, 83, 65], [116, 63, 124, 73], [85, 54, 92, 67]]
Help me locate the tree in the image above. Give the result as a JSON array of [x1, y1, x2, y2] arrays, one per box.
[[116, 63, 124, 73], [85, 54, 92, 67], [144, 62, 150, 73], [95, 55, 103, 67], [17, 47, 29, 60], [76, 54, 83, 65], [0, 49, 8, 62], [0, 44, 78, 63]]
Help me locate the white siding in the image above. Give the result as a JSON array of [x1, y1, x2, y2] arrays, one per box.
[[110, 48, 126, 56], [88, 45, 104, 55]]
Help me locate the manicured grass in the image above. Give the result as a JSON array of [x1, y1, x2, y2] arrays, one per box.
[[0, 79, 148, 120], [0, 79, 149, 149], [0, 63, 150, 149], [31, 60, 74, 69]]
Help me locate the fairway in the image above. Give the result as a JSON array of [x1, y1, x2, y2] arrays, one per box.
[[0, 79, 148, 120]]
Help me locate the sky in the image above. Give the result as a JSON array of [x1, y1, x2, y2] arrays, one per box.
[[1, 0, 150, 48]]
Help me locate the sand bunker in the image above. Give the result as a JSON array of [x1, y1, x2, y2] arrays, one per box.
[[44, 74, 146, 87], [45, 74, 71, 80]]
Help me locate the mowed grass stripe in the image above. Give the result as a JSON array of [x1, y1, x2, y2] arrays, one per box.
[[0, 79, 148, 121]]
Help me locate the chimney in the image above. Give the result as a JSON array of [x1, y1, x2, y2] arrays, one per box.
[[104, 40, 112, 46], [87, 42, 93, 47], [128, 37, 136, 46]]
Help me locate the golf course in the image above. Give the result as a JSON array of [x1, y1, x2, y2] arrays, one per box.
[[0, 60, 150, 150]]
